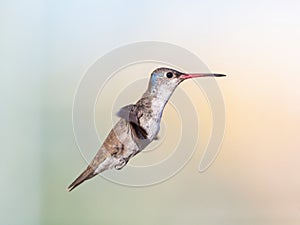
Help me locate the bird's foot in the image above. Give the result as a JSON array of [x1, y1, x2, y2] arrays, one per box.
[[114, 158, 128, 170]]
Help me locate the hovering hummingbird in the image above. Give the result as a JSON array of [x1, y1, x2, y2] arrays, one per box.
[[67, 67, 226, 191]]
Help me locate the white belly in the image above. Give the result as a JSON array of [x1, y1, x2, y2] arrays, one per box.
[[141, 117, 161, 141]]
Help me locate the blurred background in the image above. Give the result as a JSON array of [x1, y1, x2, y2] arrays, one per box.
[[1, 0, 300, 225]]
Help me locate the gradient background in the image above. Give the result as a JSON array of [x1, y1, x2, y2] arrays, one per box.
[[1, 0, 300, 225]]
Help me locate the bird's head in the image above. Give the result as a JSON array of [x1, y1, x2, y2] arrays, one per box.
[[146, 67, 225, 100]]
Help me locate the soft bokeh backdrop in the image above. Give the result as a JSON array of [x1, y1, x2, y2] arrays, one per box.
[[1, 0, 300, 225]]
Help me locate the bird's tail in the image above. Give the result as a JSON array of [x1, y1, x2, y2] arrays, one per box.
[[67, 166, 95, 192]]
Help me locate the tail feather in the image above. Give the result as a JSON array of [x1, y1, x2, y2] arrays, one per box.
[[68, 149, 110, 192], [67, 166, 95, 192]]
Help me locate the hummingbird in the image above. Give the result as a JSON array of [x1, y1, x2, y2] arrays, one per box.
[[67, 67, 226, 191]]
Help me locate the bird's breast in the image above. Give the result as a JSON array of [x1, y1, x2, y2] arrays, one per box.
[[140, 116, 161, 141]]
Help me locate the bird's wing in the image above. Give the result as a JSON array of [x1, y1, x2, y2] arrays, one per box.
[[117, 104, 139, 124], [117, 104, 148, 139]]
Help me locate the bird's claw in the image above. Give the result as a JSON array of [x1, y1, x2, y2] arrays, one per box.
[[114, 158, 127, 170]]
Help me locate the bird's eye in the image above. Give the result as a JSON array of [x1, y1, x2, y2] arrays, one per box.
[[166, 72, 173, 78]]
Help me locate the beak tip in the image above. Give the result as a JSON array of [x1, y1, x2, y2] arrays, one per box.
[[214, 74, 226, 77]]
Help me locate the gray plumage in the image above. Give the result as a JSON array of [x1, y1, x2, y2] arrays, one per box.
[[67, 67, 225, 191]]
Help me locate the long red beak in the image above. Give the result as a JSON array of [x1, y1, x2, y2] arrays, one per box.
[[180, 73, 226, 79]]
